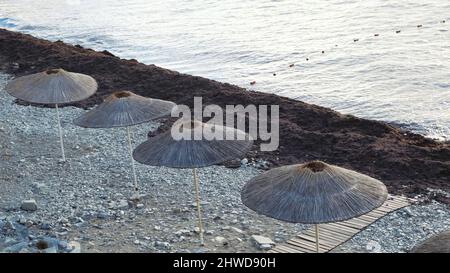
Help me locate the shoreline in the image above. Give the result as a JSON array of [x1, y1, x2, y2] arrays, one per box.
[[0, 28, 449, 205]]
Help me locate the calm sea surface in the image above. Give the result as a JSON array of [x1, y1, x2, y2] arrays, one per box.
[[1, 0, 449, 140]]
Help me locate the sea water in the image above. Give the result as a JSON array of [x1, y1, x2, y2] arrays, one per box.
[[0, 0, 449, 140]]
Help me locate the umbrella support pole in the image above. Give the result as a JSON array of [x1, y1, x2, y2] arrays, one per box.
[[315, 224, 320, 253], [193, 168, 205, 246], [55, 104, 66, 162], [126, 127, 139, 195]]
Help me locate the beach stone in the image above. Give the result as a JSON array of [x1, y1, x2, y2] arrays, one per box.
[[154, 241, 171, 249], [68, 241, 81, 253], [214, 236, 228, 245], [231, 227, 244, 234], [175, 229, 191, 237], [258, 244, 274, 250], [40, 222, 52, 230], [58, 241, 68, 250], [251, 235, 275, 249], [31, 182, 47, 193], [193, 227, 205, 234], [130, 193, 147, 201], [116, 200, 129, 210], [96, 211, 109, 219], [403, 207, 416, 217], [20, 199, 37, 212], [16, 215, 26, 223]]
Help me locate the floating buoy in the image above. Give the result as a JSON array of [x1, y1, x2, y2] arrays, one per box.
[[250, 81, 256, 85], [268, 19, 446, 80]]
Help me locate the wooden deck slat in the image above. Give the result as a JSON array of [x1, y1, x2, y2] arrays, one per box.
[[308, 227, 353, 240], [303, 228, 350, 242], [331, 220, 367, 230], [355, 214, 379, 222], [323, 223, 360, 234], [366, 210, 388, 217], [318, 226, 356, 237], [288, 239, 327, 252], [286, 240, 318, 253], [307, 234, 343, 246], [271, 246, 290, 253], [384, 200, 409, 208], [275, 244, 304, 253], [296, 234, 338, 248], [267, 194, 410, 253], [338, 219, 368, 229]]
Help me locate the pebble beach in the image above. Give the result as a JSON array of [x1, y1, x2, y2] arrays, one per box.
[[0, 72, 449, 253]]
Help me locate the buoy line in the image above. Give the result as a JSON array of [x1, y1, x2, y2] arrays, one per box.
[[249, 18, 450, 86]]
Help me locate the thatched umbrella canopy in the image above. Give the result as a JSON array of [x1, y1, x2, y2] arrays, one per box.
[[73, 91, 176, 196], [73, 91, 175, 128], [133, 120, 253, 245], [5, 68, 97, 104], [412, 230, 450, 253], [5, 68, 98, 161], [133, 120, 252, 168], [241, 161, 388, 252]]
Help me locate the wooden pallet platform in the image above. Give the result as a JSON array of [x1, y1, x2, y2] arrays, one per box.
[[268, 195, 412, 253]]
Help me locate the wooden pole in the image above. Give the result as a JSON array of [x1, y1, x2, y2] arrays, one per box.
[[193, 168, 205, 245], [315, 224, 320, 253], [126, 126, 138, 194], [55, 104, 66, 162]]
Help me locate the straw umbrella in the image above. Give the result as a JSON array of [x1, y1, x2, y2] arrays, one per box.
[[73, 90, 176, 195], [412, 230, 450, 253], [133, 120, 253, 245], [241, 161, 388, 252], [5, 68, 98, 161]]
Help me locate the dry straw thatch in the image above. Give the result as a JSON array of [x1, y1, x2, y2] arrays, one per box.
[[241, 161, 388, 252], [412, 230, 450, 253], [133, 120, 253, 168], [241, 161, 388, 224], [73, 91, 176, 128], [5, 68, 97, 104]]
